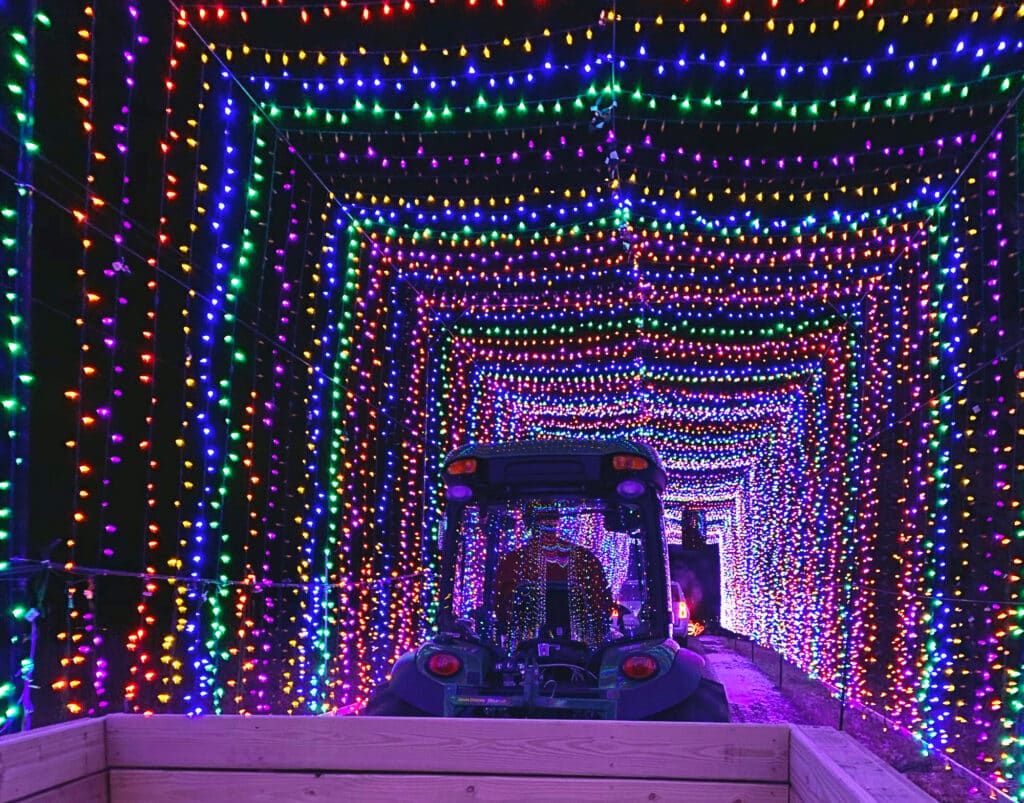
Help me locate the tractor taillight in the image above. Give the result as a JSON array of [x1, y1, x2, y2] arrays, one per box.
[[426, 652, 462, 678], [446, 458, 478, 476], [620, 653, 658, 680], [678, 599, 689, 620], [612, 454, 649, 471]]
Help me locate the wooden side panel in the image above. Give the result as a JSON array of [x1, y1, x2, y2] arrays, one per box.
[[105, 715, 789, 783], [789, 726, 935, 803], [22, 772, 108, 803], [0, 719, 106, 802], [788, 786, 811, 803], [109, 769, 789, 803]]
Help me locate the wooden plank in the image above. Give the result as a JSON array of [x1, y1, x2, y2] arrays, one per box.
[[0, 719, 106, 802], [106, 715, 788, 783], [109, 769, 789, 803], [789, 726, 874, 803], [22, 771, 107, 803], [789, 726, 935, 803]]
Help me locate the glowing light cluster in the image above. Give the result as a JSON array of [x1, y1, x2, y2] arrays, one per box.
[[5, 2, 1023, 799], [0, 2, 48, 735]]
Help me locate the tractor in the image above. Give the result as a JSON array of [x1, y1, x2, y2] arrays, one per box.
[[365, 439, 729, 721]]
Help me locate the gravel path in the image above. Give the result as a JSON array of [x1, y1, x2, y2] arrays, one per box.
[[690, 633, 991, 802], [696, 634, 806, 724]]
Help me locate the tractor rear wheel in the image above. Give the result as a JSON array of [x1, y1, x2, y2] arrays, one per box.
[[362, 684, 429, 717], [649, 677, 730, 722]]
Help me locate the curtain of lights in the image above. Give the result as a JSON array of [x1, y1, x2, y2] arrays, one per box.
[[1, 0, 48, 732], [1, 0, 1022, 798]]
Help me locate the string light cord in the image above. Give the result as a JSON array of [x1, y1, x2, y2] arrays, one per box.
[[808, 81, 1023, 778], [271, 112, 597, 137], [16, 611, 38, 731], [622, 39, 1015, 71], [613, 147, 975, 187], [1, 94, 467, 468], [297, 128, 969, 175], [298, 92, 1020, 136], [820, 80, 1024, 439], [209, 19, 593, 58], [839, 307, 1024, 450], [0, 565, 49, 734], [166, 0, 410, 268], [4, 557, 433, 593], [613, 67, 1022, 108], [800, 666, 1017, 803], [7, 122, 973, 329], [175, 0, 464, 13], [166, 0, 478, 438], [264, 86, 614, 117], [0, 162, 430, 450], [0, 165, 319, 384], [852, 579, 1023, 609], [249, 66, 1024, 130], [0, 123, 177, 253], [632, 5, 1006, 25], [171, 0, 1007, 24], [231, 32, 1017, 76], [246, 58, 606, 91]]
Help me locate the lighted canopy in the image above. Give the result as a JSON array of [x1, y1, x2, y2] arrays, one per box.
[[1, 1, 1021, 798]]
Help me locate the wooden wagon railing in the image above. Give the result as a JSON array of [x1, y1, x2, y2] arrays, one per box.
[[0, 714, 935, 802]]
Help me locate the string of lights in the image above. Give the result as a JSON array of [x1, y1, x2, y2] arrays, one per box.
[[3, 1, 1021, 798]]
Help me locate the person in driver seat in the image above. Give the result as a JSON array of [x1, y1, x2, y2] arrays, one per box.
[[494, 507, 612, 646]]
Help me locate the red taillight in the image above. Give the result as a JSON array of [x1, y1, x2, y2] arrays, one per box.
[[677, 599, 689, 619], [612, 454, 649, 471], [620, 654, 658, 680], [446, 458, 477, 476], [426, 652, 462, 677]]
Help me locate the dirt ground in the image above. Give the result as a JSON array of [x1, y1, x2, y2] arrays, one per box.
[[696, 634, 1010, 803]]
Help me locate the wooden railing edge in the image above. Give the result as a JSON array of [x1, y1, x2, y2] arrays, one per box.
[[0, 717, 107, 802], [789, 724, 937, 802], [0, 713, 955, 802], [104, 714, 790, 783]]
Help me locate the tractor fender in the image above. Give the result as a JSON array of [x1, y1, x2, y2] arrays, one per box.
[[386, 639, 495, 715], [613, 644, 705, 720], [386, 650, 447, 715]]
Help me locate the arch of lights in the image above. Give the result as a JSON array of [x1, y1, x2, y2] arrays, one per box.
[[1, 1, 1021, 797]]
